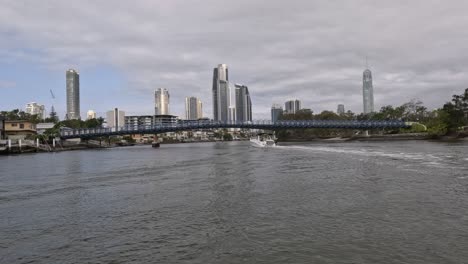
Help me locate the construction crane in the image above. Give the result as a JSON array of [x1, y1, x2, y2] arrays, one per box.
[[49, 89, 57, 120]]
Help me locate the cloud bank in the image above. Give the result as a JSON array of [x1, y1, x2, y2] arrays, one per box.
[[1, 0, 467, 118]]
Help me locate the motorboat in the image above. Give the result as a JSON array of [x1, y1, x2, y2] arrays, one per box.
[[152, 141, 160, 148], [250, 134, 276, 148]]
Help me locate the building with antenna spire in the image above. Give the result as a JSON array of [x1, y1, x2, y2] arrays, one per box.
[[362, 60, 374, 114]]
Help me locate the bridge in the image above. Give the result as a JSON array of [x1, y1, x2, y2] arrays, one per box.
[[60, 120, 411, 139]]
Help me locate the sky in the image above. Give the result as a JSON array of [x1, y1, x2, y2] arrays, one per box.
[[1, 0, 467, 119]]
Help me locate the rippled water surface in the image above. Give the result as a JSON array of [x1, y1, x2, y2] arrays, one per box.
[[1, 141, 467, 263]]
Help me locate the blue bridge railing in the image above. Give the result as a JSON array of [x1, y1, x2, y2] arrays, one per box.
[[60, 120, 410, 139]]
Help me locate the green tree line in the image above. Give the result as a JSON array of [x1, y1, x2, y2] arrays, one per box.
[[277, 88, 468, 139]]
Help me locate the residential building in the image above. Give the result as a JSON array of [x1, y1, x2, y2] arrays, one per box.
[[337, 104, 345, 114], [4, 121, 37, 140], [125, 115, 154, 129], [154, 115, 178, 125], [25, 102, 46, 119], [235, 84, 252, 122], [212, 64, 229, 121], [66, 69, 80, 120], [155, 88, 170, 115], [106, 108, 125, 128], [271, 104, 283, 122], [36, 123, 55, 135], [363, 68, 374, 114], [285, 99, 301, 114], [87, 110, 96, 120], [185, 97, 203, 120]]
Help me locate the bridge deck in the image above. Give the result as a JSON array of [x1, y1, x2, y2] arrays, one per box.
[[60, 120, 410, 139]]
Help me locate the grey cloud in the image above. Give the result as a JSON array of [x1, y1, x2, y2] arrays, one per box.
[[1, 0, 468, 118]]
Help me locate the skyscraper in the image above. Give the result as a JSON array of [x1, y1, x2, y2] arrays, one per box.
[[218, 80, 230, 122], [106, 108, 125, 128], [212, 64, 229, 121], [185, 96, 203, 120], [25, 102, 46, 119], [235, 84, 252, 122], [155, 88, 170, 115], [337, 104, 345, 115], [285, 99, 301, 114], [66, 69, 80, 120], [363, 68, 374, 114], [271, 104, 283, 122]]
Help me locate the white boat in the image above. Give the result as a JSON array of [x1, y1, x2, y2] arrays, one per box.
[[250, 134, 276, 148]]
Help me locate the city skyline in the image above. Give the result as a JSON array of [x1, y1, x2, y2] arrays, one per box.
[[2, 1, 468, 119]]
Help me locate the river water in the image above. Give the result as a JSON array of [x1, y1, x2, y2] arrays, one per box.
[[1, 141, 467, 264]]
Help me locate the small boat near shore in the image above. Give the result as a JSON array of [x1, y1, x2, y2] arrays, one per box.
[[250, 134, 276, 148], [152, 141, 160, 148]]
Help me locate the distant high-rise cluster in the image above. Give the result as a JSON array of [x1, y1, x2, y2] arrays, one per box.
[[234, 84, 252, 122], [185, 96, 203, 120], [212, 64, 252, 122], [285, 99, 301, 114], [155, 88, 170, 115], [66, 69, 80, 120], [363, 68, 374, 114], [25, 102, 45, 119]]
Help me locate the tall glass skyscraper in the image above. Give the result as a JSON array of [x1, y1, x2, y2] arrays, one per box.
[[185, 96, 202, 120], [363, 69, 374, 114], [155, 88, 170, 115], [235, 84, 252, 122], [66, 69, 80, 120], [212, 64, 229, 121]]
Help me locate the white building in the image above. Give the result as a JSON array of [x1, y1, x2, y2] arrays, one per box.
[[155, 88, 170, 115], [106, 108, 125, 128], [87, 110, 96, 120], [25, 102, 46, 119]]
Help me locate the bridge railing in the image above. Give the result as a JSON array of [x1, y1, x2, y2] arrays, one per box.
[[60, 120, 410, 138]]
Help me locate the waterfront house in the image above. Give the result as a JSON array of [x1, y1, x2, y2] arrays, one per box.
[[4, 120, 37, 140], [36, 123, 55, 135]]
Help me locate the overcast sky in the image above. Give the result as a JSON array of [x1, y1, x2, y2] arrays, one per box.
[[1, 0, 467, 119]]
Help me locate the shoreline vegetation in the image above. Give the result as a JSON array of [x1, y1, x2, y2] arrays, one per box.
[[275, 88, 468, 141], [1, 89, 467, 155]]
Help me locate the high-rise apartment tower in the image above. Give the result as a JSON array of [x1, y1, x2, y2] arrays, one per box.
[[234, 84, 252, 122], [185, 97, 203, 120], [66, 69, 80, 120], [155, 88, 170, 115]]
